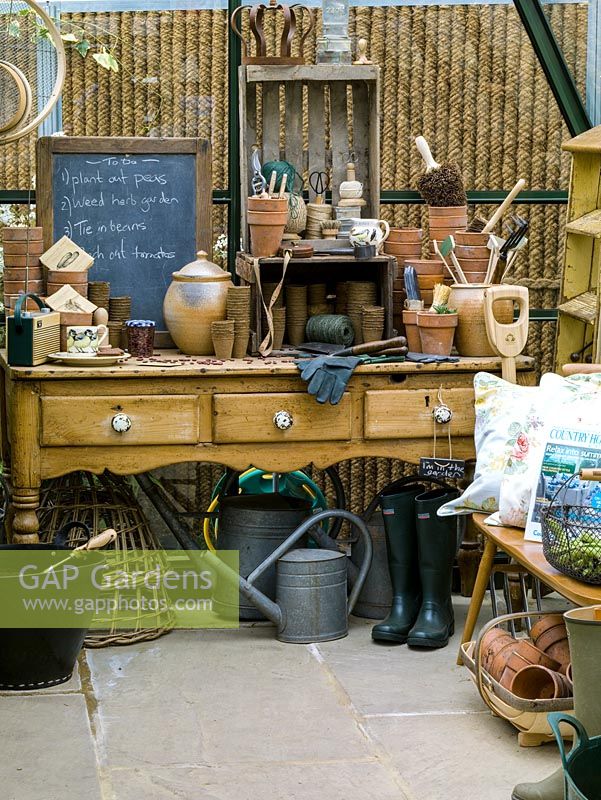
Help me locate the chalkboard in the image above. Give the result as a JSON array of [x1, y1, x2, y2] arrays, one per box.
[[37, 137, 212, 334], [419, 457, 466, 480]]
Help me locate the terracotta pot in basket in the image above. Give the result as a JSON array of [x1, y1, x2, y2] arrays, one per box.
[[417, 311, 457, 356], [481, 628, 516, 674], [531, 615, 570, 674], [490, 637, 560, 684], [510, 665, 572, 700]]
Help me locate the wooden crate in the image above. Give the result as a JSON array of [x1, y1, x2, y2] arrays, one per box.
[[239, 64, 381, 251], [236, 250, 397, 352]]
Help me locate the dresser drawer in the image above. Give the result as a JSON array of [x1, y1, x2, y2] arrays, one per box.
[[364, 388, 475, 439], [41, 395, 202, 446], [213, 392, 352, 443]]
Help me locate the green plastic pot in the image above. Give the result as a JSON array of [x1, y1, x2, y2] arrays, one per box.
[[548, 712, 601, 800]]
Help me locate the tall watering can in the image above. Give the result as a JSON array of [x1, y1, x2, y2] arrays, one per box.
[[208, 509, 372, 643]]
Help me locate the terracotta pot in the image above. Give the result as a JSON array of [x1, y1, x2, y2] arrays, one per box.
[[3, 279, 44, 295], [481, 628, 516, 673], [1, 226, 43, 241], [489, 637, 559, 683], [47, 281, 87, 298], [428, 205, 468, 219], [388, 228, 423, 244], [417, 311, 457, 356], [455, 244, 490, 259], [421, 289, 434, 305], [46, 270, 88, 285], [247, 196, 288, 213], [4, 293, 39, 312], [449, 283, 513, 357], [248, 210, 288, 257], [453, 231, 489, 246], [163, 250, 233, 355], [417, 274, 445, 290], [530, 615, 566, 641], [547, 640, 571, 673], [384, 242, 423, 257], [402, 309, 421, 352], [3, 267, 43, 282], [510, 665, 572, 700], [458, 257, 490, 271], [3, 255, 41, 268], [247, 210, 289, 225], [566, 662, 573, 688], [404, 258, 444, 274], [464, 271, 488, 284], [1, 240, 44, 255]]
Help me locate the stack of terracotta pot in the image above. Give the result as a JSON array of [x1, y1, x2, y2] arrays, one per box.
[[428, 205, 468, 252], [454, 231, 490, 284], [248, 196, 288, 257], [404, 258, 445, 308], [481, 615, 572, 700], [2, 227, 45, 311]]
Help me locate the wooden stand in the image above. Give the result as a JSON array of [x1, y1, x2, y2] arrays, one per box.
[[555, 126, 601, 368], [239, 64, 380, 250]]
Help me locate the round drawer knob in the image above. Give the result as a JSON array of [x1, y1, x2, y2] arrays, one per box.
[[273, 410, 293, 430], [111, 413, 132, 433]]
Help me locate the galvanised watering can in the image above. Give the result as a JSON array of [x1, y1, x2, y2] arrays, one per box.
[[208, 509, 372, 643]]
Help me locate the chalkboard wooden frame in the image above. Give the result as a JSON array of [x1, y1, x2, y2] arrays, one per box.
[[36, 136, 212, 344]]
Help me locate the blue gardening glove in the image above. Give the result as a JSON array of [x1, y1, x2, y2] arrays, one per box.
[[295, 355, 362, 405], [405, 352, 460, 363]]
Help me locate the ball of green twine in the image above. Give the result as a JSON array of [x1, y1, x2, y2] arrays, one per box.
[[306, 315, 354, 346], [261, 161, 299, 193]]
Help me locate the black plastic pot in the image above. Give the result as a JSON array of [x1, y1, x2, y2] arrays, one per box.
[[0, 521, 97, 690]]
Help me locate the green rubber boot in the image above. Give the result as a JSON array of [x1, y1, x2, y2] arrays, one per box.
[[407, 487, 459, 649], [371, 484, 425, 644], [511, 606, 601, 800]]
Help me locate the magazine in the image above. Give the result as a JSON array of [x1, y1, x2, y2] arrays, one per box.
[[525, 421, 601, 542]]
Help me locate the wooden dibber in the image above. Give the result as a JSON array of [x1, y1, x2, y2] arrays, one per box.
[[483, 285, 529, 382]]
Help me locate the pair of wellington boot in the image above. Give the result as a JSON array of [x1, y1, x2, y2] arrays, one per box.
[[372, 482, 459, 648], [512, 605, 601, 799]]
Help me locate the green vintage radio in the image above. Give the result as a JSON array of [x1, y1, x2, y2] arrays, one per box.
[[7, 293, 60, 366]]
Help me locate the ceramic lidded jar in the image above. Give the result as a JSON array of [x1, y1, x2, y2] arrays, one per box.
[[163, 250, 233, 355]]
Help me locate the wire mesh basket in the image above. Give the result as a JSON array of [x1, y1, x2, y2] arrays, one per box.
[[541, 471, 601, 585]]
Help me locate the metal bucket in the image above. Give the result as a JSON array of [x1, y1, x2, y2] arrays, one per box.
[[0, 521, 97, 690], [549, 713, 601, 800], [351, 510, 392, 619], [215, 494, 311, 620]]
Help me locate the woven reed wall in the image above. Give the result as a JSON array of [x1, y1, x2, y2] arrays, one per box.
[[0, 5, 587, 512]]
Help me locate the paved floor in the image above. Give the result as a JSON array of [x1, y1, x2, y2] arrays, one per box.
[[0, 597, 569, 800]]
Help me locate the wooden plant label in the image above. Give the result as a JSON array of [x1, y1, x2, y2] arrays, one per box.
[[45, 284, 97, 313], [419, 457, 466, 481], [40, 235, 94, 272]]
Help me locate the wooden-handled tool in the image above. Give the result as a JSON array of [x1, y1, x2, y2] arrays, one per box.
[[74, 528, 118, 551], [336, 335, 408, 357], [580, 469, 601, 482], [561, 363, 601, 376], [483, 285, 529, 383], [482, 179, 526, 234]]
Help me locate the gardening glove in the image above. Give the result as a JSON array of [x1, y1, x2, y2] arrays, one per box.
[[295, 355, 362, 405], [405, 352, 460, 363]]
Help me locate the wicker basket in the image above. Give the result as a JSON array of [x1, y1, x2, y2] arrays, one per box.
[[39, 472, 175, 647], [542, 473, 601, 585], [463, 611, 574, 747]]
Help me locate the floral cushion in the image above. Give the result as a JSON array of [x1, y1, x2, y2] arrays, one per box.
[[438, 372, 571, 518], [496, 371, 601, 527]]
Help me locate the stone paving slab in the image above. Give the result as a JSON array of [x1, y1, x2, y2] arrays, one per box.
[[365, 711, 560, 800], [109, 760, 411, 800], [0, 694, 102, 800]]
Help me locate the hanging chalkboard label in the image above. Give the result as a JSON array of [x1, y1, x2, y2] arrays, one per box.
[[419, 457, 466, 480], [37, 137, 212, 336]]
